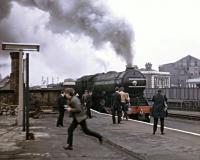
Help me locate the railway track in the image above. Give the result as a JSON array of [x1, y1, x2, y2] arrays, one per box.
[[168, 113, 200, 121]]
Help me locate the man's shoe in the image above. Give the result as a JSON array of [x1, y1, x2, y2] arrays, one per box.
[[63, 145, 73, 150], [99, 137, 103, 144], [161, 132, 165, 135]]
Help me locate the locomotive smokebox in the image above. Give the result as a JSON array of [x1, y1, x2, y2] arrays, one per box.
[[126, 64, 136, 70]]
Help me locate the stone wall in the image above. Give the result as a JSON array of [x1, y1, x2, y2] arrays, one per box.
[[0, 104, 18, 116], [0, 89, 61, 115], [0, 90, 15, 105], [30, 89, 61, 109]]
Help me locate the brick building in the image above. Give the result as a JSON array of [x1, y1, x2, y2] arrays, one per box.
[[159, 55, 200, 87]]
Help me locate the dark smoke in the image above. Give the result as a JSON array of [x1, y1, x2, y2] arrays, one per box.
[[0, 1, 13, 41], [11, 0, 135, 64], [0, 0, 16, 58], [0, 0, 12, 20]]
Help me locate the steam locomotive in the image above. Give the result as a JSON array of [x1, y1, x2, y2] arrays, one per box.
[[76, 65, 151, 122]]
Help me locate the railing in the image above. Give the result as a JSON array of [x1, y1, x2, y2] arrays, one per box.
[[144, 88, 200, 100], [144, 88, 200, 111]]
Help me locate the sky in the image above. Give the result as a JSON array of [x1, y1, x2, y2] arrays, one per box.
[[0, 0, 200, 86]]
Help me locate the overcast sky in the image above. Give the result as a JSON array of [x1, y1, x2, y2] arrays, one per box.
[[1, 0, 200, 86]]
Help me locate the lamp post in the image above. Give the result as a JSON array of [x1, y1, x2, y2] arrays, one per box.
[[1, 42, 40, 140]]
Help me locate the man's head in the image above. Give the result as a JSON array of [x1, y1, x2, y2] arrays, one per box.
[[65, 88, 75, 99], [119, 87, 124, 92], [115, 87, 119, 91], [88, 90, 92, 95], [61, 90, 64, 95], [84, 90, 88, 93]]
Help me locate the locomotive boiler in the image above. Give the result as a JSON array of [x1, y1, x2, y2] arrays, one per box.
[[76, 65, 151, 122]]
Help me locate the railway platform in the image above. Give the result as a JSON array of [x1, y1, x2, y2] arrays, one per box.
[[0, 110, 200, 160]]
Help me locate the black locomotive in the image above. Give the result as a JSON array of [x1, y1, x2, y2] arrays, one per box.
[[76, 65, 151, 122]]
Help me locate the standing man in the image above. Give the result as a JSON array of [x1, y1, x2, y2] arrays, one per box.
[[85, 90, 93, 118], [119, 87, 128, 120], [151, 89, 167, 135], [63, 88, 103, 150], [124, 91, 130, 120], [56, 91, 67, 127], [111, 87, 122, 124], [81, 90, 88, 106]]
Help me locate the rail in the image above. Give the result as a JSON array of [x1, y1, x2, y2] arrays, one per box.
[[168, 113, 200, 121]]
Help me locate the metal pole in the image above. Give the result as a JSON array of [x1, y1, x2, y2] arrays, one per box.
[[23, 83, 26, 131], [23, 58, 26, 131], [25, 53, 30, 140]]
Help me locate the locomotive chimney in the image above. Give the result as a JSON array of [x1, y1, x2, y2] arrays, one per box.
[[126, 63, 137, 70]]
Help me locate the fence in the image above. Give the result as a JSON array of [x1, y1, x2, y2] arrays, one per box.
[[144, 88, 200, 100], [144, 88, 200, 111]]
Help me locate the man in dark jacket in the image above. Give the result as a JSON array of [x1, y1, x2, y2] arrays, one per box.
[[151, 89, 167, 134], [56, 91, 67, 127], [85, 90, 92, 118], [111, 87, 122, 124], [63, 88, 103, 150]]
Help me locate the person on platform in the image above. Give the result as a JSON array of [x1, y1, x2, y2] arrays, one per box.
[[111, 87, 122, 124], [119, 87, 129, 120], [81, 90, 88, 106], [56, 91, 67, 127], [124, 92, 130, 120], [151, 89, 168, 135], [85, 90, 93, 118], [63, 88, 103, 150]]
